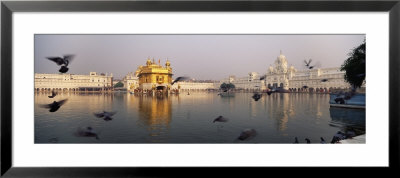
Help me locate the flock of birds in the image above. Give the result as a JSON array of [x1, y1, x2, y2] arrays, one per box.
[[293, 130, 356, 144], [211, 59, 363, 143], [40, 86, 117, 140], [41, 55, 195, 141], [41, 55, 119, 141], [40, 56, 363, 143], [212, 116, 354, 143]]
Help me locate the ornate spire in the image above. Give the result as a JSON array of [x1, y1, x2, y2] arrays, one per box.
[[146, 58, 152, 66]]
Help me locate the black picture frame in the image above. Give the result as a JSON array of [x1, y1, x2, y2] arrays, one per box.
[[1, 0, 399, 177]]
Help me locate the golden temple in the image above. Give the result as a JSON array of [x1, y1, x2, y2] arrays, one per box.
[[135, 58, 173, 91]]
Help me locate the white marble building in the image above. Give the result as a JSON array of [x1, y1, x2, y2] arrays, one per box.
[[170, 81, 217, 91], [35, 72, 113, 92], [265, 52, 352, 92], [220, 52, 355, 92], [123, 72, 139, 91], [219, 73, 264, 90]]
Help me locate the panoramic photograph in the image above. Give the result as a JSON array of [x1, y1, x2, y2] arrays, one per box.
[[34, 34, 366, 144]]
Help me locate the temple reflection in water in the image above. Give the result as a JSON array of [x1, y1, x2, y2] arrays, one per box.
[[138, 96, 172, 142], [35, 92, 365, 143]]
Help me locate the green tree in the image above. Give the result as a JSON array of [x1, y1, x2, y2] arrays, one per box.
[[340, 40, 366, 88], [220, 83, 235, 90], [114, 81, 124, 88]]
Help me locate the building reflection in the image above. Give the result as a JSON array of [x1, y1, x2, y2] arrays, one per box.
[[266, 93, 291, 131], [137, 95, 172, 142]]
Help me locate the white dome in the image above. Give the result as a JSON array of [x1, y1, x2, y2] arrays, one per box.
[[274, 51, 288, 73]]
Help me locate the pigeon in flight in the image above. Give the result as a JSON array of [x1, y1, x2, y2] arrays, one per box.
[[94, 111, 117, 121], [171, 76, 190, 85], [237, 129, 257, 141], [320, 137, 326, 144], [304, 59, 312, 68], [47, 55, 74, 73], [213, 115, 229, 123], [304, 59, 320, 69], [75, 127, 99, 140], [48, 91, 57, 98], [41, 99, 68, 112]]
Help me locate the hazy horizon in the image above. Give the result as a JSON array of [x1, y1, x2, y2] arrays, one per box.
[[35, 34, 365, 80]]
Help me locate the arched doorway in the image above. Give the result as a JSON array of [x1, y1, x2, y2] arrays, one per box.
[[156, 86, 166, 91]]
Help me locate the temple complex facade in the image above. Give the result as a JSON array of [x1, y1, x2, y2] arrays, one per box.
[[265, 51, 352, 92], [221, 51, 355, 92], [34, 72, 113, 92]]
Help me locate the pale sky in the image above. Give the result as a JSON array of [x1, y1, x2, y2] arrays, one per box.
[[35, 35, 365, 80]]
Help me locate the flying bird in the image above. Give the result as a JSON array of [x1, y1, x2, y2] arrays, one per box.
[[94, 111, 117, 121], [320, 137, 326, 144], [304, 59, 312, 68], [41, 99, 68, 112], [252, 93, 262, 101], [304, 59, 321, 69], [48, 91, 57, 98], [47, 55, 74, 66], [75, 127, 99, 140], [237, 129, 257, 141], [171, 76, 190, 85], [59, 66, 69, 73], [213, 115, 229, 123], [46, 55, 74, 73]]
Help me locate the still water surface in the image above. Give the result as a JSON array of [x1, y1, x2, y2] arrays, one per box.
[[35, 92, 365, 143]]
